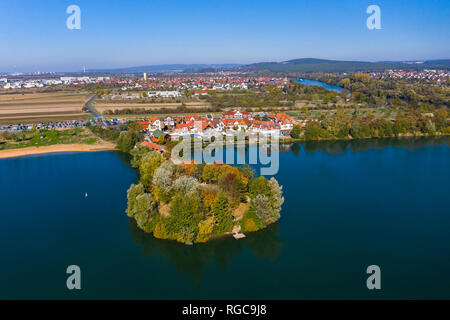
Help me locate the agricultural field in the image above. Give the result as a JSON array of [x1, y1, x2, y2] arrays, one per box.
[[0, 91, 91, 124], [93, 100, 213, 115]]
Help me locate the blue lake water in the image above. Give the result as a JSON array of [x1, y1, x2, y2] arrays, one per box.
[[296, 78, 342, 92], [1, 137, 449, 299]]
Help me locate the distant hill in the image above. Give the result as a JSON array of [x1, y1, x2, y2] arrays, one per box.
[[86, 59, 450, 74], [87, 64, 242, 74], [240, 58, 450, 73]]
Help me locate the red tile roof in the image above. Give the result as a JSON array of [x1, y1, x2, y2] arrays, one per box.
[[149, 116, 160, 124], [137, 121, 149, 130], [140, 141, 162, 151]]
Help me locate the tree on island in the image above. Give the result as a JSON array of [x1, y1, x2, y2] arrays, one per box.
[[167, 191, 203, 244], [213, 191, 233, 234]]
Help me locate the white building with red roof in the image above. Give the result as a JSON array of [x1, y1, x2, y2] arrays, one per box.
[[221, 110, 253, 121]]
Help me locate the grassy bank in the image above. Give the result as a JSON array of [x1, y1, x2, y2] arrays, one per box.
[[0, 128, 98, 150]]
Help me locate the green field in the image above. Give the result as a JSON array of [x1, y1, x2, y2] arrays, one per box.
[[0, 128, 98, 150]]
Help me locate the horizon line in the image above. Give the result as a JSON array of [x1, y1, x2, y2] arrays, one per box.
[[3, 57, 450, 74]]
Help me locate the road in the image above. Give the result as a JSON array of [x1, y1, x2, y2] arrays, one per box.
[[84, 95, 103, 119]]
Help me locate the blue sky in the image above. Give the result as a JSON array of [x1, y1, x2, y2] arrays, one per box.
[[1, 0, 449, 72]]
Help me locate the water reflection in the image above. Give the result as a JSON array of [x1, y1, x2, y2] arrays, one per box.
[[287, 136, 449, 155], [128, 220, 282, 282], [127, 136, 448, 284], [115, 150, 135, 167], [189, 136, 449, 163]]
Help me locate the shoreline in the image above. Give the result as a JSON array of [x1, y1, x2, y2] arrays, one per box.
[[280, 132, 450, 143], [195, 132, 450, 147], [1, 133, 448, 160], [0, 143, 117, 159]]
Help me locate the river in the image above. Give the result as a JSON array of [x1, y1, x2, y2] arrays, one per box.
[[1, 137, 449, 299], [295, 77, 342, 92]]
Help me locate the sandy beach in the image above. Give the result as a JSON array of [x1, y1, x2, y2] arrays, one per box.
[[0, 143, 117, 159]]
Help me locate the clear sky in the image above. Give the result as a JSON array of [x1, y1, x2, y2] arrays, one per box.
[[1, 0, 449, 72]]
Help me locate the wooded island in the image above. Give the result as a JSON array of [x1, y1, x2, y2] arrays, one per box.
[[126, 146, 284, 244]]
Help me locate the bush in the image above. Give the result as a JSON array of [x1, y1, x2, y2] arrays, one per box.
[[243, 218, 259, 232]]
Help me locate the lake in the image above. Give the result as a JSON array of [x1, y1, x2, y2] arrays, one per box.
[[296, 77, 342, 92], [1, 137, 449, 299]]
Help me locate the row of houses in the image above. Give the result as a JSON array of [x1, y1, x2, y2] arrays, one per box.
[[137, 110, 295, 140], [119, 75, 290, 92], [1, 76, 112, 89], [147, 91, 182, 98]]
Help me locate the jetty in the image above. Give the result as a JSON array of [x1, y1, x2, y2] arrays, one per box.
[[233, 233, 246, 240]]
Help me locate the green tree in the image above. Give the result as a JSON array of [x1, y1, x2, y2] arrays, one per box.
[[248, 177, 283, 226], [213, 191, 233, 234], [232, 176, 247, 203], [239, 164, 254, 181], [290, 124, 301, 139], [126, 183, 145, 217], [139, 151, 165, 190], [251, 195, 278, 225], [127, 121, 143, 132], [117, 130, 140, 153], [133, 193, 154, 229], [393, 117, 409, 135], [249, 176, 271, 199], [152, 163, 174, 202], [129, 145, 150, 168], [173, 175, 198, 195], [269, 177, 284, 217], [168, 191, 203, 243], [126, 184, 155, 230], [434, 109, 448, 131]]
